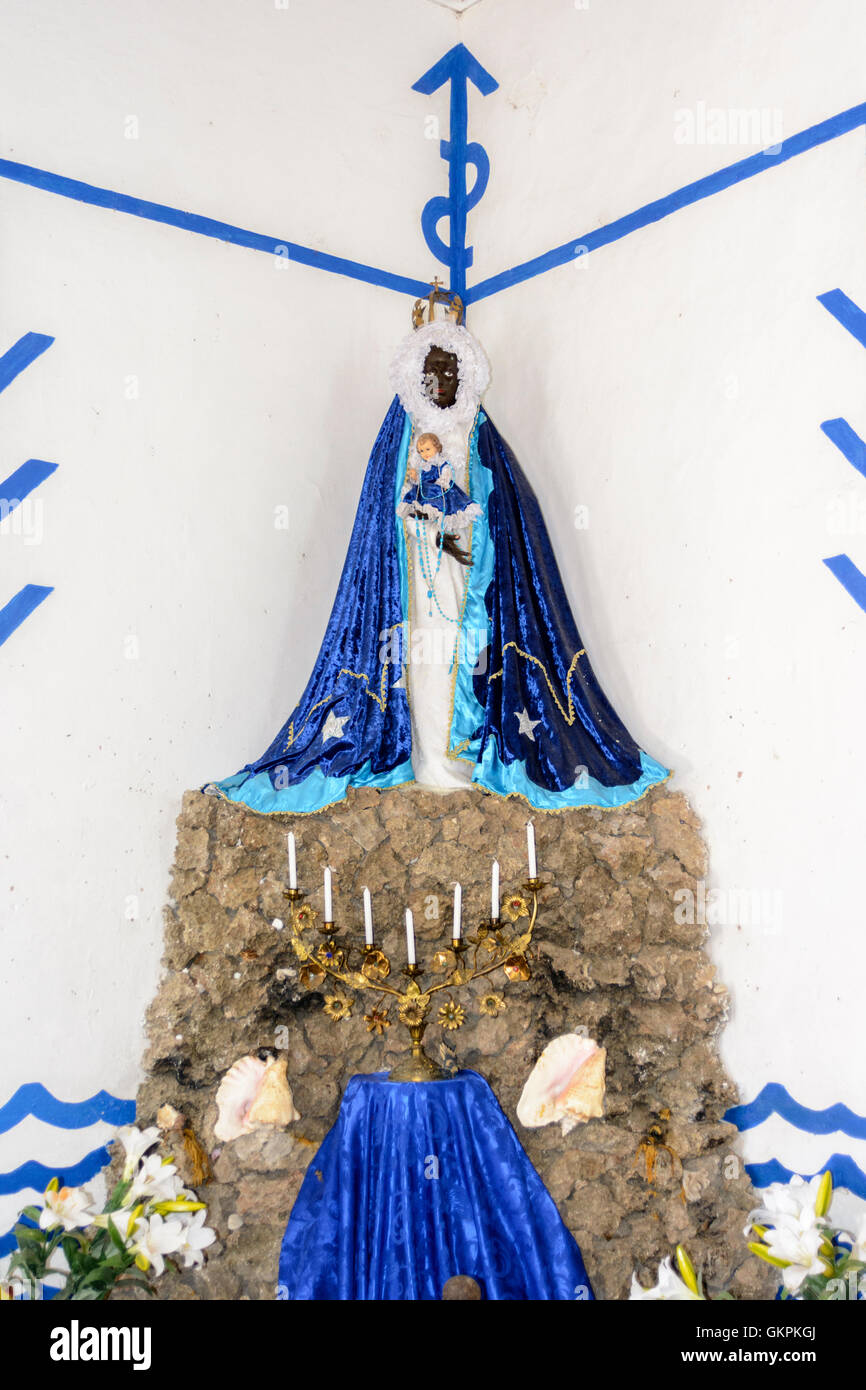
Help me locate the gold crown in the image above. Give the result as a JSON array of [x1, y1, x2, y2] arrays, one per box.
[[412, 277, 464, 329]]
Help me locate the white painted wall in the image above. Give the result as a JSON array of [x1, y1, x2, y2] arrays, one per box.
[[1, 0, 864, 1245]]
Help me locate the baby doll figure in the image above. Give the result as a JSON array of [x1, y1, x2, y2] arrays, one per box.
[[397, 432, 482, 565]]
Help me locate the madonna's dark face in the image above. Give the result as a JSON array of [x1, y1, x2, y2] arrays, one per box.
[[422, 346, 459, 409]]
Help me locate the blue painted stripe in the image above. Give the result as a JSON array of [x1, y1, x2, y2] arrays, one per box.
[[0, 1083, 135, 1134], [0, 332, 53, 395], [818, 288, 866, 349], [747, 1154, 866, 1202], [466, 100, 866, 304], [823, 553, 866, 614], [0, 459, 58, 515], [821, 418, 866, 480], [0, 584, 53, 648], [725, 1083, 866, 1139], [0, 157, 433, 300], [0, 1143, 113, 1197]]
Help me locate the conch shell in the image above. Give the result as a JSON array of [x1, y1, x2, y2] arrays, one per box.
[[516, 1034, 606, 1135], [214, 1054, 300, 1142]]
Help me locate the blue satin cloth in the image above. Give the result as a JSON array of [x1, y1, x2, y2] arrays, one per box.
[[209, 398, 669, 813], [277, 1071, 594, 1301]]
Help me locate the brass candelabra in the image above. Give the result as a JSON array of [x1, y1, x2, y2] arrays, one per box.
[[284, 878, 546, 1082]]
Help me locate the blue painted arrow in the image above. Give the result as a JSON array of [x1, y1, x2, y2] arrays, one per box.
[[0, 459, 58, 517], [818, 288, 866, 349], [823, 553, 866, 614], [821, 418, 866, 481], [413, 44, 498, 299], [0, 584, 53, 648], [0, 332, 53, 396]]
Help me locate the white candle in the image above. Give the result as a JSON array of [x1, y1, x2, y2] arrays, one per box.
[[287, 832, 297, 890], [363, 887, 373, 946], [324, 866, 333, 921], [405, 908, 416, 965], [453, 883, 462, 940], [527, 821, 537, 879], [491, 860, 500, 921]]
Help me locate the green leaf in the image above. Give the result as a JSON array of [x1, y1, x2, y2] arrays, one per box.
[[107, 1221, 128, 1254], [105, 1179, 132, 1213], [12, 1224, 45, 1249]]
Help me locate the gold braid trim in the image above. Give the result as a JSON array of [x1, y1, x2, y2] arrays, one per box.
[[205, 765, 673, 819], [488, 642, 587, 725], [285, 628, 403, 750]]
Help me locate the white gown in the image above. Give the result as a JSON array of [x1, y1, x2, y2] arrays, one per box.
[[404, 418, 474, 790]]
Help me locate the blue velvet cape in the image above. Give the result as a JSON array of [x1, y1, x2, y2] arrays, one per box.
[[209, 398, 669, 814]]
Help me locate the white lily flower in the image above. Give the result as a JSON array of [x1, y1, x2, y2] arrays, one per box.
[[126, 1153, 183, 1205], [745, 1174, 826, 1237], [175, 1208, 217, 1269], [629, 1256, 703, 1301], [129, 1212, 186, 1277], [115, 1125, 161, 1182], [38, 1184, 96, 1232], [762, 1222, 827, 1292]]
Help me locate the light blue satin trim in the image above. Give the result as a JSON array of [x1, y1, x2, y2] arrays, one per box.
[[213, 758, 415, 816], [449, 410, 493, 759], [394, 413, 412, 634], [472, 744, 671, 811]]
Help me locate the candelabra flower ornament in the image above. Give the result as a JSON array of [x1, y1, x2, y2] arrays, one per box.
[[283, 827, 546, 1082], [5, 1125, 216, 1300]]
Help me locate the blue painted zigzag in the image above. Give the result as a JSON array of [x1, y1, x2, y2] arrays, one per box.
[[746, 1154, 866, 1202], [0, 1083, 135, 1135], [726, 1083, 866, 1140]]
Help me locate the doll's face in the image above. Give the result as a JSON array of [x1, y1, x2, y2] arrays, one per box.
[[422, 346, 459, 409], [417, 438, 439, 463]]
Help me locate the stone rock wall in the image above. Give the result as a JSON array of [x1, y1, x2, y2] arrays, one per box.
[[132, 783, 772, 1301]]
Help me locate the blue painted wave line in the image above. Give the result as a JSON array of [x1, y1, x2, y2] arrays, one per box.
[[0, 1083, 135, 1135], [0, 584, 53, 648], [821, 418, 866, 481], [0, 459, 58, 516], [466, 99, 866, 304], [823, 554, 866, 614], [726, 1082, 866, 1138], [0, 332, 53, 395], [0, 1142, 113, 1197], [0, 157, 433, 300], [0, 1143, 113, 1260], [818, 288, 866, 349], [747, 1153, 866, 1202]]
